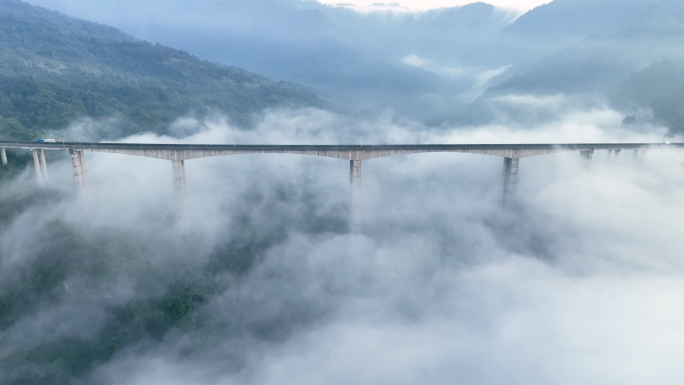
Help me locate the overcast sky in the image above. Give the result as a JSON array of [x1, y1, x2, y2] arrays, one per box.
[[317, 0, 549, 10]]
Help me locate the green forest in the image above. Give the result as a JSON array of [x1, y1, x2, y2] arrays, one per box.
[[0, 0, 328, 142]]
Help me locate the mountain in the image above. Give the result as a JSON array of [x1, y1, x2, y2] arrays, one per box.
[[0, 0, 327, 141], [22, 0, 438, 112], [20, 0, 684, 133], [504, 0, 650, 46], [21, 0, 522, 125], [466, 0, 684, 134], [313, 2, 517, 65], [616, 59, 684, 134], [500, 0, 684, 85]]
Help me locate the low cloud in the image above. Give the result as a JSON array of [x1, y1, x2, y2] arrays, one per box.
[[402, 54, 512, 97], [2, 101, 684, 384]]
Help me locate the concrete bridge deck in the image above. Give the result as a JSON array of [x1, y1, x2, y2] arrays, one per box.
[[0, 141, 680, 234], [0, 141, 680, 160]]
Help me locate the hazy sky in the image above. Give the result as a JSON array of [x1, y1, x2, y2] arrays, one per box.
[[317, 0, 549, 10]]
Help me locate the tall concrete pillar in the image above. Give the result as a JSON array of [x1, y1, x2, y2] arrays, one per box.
[[69, 149, 88, 195], [78, 150, 89, 188], [31, 149, 43, 185], [172, 160, 187, 219], [1, 148, 6, 165], [633, 149, 640, 163], [613, 149, 621, 165], [502, 157, 519, 205], [349, 159, 362, 235], [606, 149, 613, 163], [39, 149, 49, 182], [639, 149, 647, 167], [580, 150, 594, 170]]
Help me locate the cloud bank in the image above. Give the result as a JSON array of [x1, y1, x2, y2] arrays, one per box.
[[2, 97, 683, 384]]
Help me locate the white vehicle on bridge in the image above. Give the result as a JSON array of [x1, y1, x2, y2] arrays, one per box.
[[37, 139, 57, 143]]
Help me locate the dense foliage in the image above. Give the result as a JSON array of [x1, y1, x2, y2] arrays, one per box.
[[0, 0, 327, 141]]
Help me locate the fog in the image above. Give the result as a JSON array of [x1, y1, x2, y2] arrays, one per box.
[[2, 93, 684, 383], [3, 0, 684, 382]]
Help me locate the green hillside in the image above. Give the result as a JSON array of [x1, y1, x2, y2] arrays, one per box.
[[0, 0, 327, 141]]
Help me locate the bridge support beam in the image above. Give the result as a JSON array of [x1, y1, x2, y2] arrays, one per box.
[[502, 157, 519, 206], [639, 149, 647, 167], [172, 160, 187, 220], [69, 149, 88, 195], [349, 159, 362, 235], [613, 149, 621, 165], [580, 150, 594, 170], [31, 149, 44, 185], [634, 149, 648, 167], [39, 149, 49, 182], [1, 148, 6, 165]]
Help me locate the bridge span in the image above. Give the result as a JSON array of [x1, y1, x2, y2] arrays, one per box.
[[0, 141, 680, 234]]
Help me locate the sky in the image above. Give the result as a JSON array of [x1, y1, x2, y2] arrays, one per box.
[[317, 0, 550, 10]]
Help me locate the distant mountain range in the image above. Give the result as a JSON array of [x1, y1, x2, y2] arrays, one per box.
[[10, 0, 684, 135], [0, 0, 327, 141], [20, 0, 520, 124], [477, 0, 684, 133]]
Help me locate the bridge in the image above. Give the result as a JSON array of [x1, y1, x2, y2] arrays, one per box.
[[0, 141, 680, 234]]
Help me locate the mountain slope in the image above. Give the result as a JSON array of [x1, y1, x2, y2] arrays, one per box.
[[313, 2, 516, 65], [0, 0, 327, 141], [497, 0, 684, 92], [504, 0, 649, 45], [23, 0, 437, 104], [464, 0, 684, 133], [23, 0, 515, 124], [616, 59, 684, 134]]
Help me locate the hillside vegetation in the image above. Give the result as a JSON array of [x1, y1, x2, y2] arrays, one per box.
[[0, 0, 327, 141]]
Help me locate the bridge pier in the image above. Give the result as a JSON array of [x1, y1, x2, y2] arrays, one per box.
[[69, 149, 88, 195], [502, 157, 519, 206], [1, 148, 6, 165], [31, 149, 44, 185], [633, 149, 647, 166], [349, 159, 362, 235], [39, 149, 49, 182], [172, 160, 187, 220], [639, 149, 647, 167], [613, 149, 621, 165], [580, 150, 594, 170]]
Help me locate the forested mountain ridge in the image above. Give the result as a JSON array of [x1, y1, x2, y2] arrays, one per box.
[[0, 0, 327, 141]]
